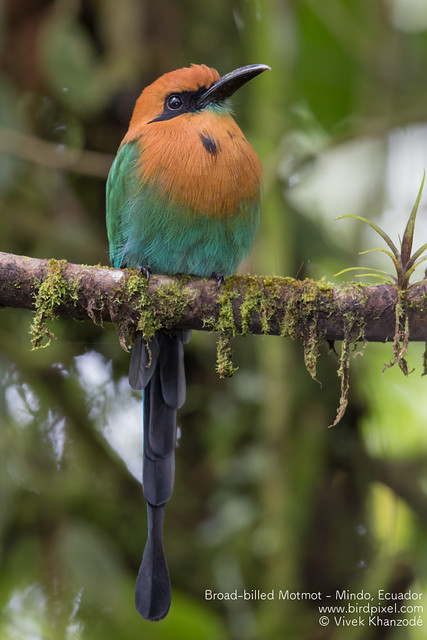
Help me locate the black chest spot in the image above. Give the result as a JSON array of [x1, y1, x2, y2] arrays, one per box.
[[199, 133, 220, 156]]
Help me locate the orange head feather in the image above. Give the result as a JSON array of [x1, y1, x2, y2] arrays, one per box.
[[121, 63, 270, 216], [124, 64, 220, 138]]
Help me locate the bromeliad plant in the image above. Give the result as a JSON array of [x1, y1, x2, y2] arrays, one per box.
[[336, 173, 427, 374]]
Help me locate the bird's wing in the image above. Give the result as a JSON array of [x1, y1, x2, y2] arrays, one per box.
[[106, 141, 141, 269]]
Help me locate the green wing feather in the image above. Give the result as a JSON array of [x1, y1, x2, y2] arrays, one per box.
[[106, 142, 142, 268]]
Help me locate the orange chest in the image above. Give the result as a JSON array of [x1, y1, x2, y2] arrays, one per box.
[[132, 111, 262, 216]]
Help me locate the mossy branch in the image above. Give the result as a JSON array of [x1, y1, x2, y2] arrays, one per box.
[[2, 251, 427, 346], [2, 249, 427, 424]]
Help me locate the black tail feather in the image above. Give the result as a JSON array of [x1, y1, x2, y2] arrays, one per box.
[[130, 330, 189, 621], [135, 504, 171, 621], [129, 333, 160, 391]]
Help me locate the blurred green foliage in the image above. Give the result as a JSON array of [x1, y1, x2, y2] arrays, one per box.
[[1, 1, 427, 638]]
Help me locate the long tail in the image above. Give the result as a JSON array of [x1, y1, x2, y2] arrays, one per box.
[[129, 330, 189, 621]]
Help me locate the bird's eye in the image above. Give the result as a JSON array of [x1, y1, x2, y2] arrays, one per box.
[[167, 95, 183, 110]]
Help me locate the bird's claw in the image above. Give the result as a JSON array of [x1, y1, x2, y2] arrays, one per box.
[[211, 272, 226, 289], [137, 265, 152, 282]]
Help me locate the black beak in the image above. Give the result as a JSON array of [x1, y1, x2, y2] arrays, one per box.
[[198, 64, 270, 109]]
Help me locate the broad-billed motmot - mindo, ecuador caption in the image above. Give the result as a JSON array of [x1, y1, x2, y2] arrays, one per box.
[[106, 63, 270, 621]]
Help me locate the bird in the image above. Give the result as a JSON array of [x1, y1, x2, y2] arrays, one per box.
[[106, 62, 269, 621]]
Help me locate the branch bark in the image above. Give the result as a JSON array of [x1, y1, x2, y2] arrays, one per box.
[[1, 250, 427, 343]]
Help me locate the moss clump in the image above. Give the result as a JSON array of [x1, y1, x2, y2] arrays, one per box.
[[30, 259, 79, 349], [204, 280, 239, 378], [207, 275, 287, 378], [114, 271, 193, 351], [300, 281, 328, 382], [278, 277, 370, 425], [153, 276, 192, 332], [114, 272, 152, 349], [279, 294, 299, 341], [216, 331, 238, 378], [210, 275, 337, 382], [209, 275, 342, 386], [239, 275, 281, 335], [279, 278, 335, 382]]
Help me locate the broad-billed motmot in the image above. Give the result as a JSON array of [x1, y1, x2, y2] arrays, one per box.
[[106, 63, 269, 621]]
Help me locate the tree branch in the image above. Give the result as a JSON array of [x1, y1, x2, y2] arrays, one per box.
[[0, 126, 113, 178], [1, 250, 427, 343]]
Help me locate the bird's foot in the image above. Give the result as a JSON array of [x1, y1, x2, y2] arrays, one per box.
[[211, 271, 226, 289], [137, 265, 152, 282]]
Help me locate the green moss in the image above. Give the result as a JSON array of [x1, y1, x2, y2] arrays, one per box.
[[28, 263, 391, 430], [239, 275, 281, 335], [216, 331, 238, 378], [300, 280, 329, 381], [205, 280, 239, 378], [279, 295, 299, 340], [277, 277, 369, 425], [113, 271, 193, 351], [303, 325, 322, 383], [278, 278, 335, 382], [208, 275, 341, 383], [207, 275, 293, 378], [30, 259, 79, 349]]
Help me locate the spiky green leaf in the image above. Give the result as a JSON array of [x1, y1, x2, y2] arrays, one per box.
[[334, 266, 396, 283], [404, 255, 427, 282], [405, 241, 427, 271], [400, 172, 425, 267], [336, 215, 400, 258]]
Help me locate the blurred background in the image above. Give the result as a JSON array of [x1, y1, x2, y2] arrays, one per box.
[[1, 1, 427, 638]]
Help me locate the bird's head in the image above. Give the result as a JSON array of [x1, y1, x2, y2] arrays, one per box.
[[123, 63, 270, 141]]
